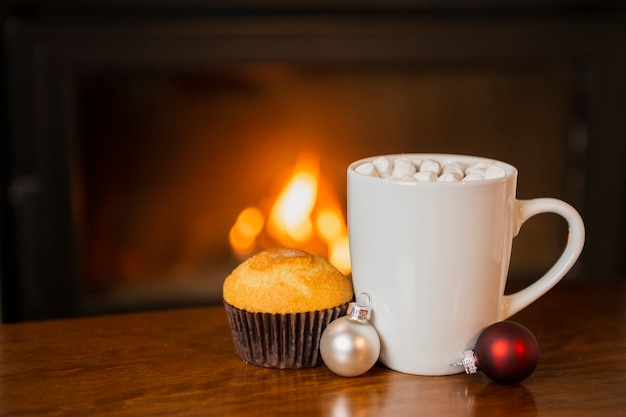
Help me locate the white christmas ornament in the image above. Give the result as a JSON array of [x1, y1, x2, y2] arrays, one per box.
[[320, 293, 381, 377]]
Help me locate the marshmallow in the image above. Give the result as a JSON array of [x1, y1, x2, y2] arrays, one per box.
[[392, 158, 417, 178], [419, 159, 441, 175], [485, 164, 507, 179], [465, 167, 486, 177], [442, 162, 466, 177], [372, 157, 393, 178], [413, 171, 438, 182], [465, 161, 492, 175], [462, 173, 484, 182], [355, 162, 380, 177], [437, 172, 462, 182], [399, 174, 416, 182]]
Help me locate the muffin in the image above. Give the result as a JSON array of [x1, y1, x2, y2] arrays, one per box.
[[223, 248, 353, 369]]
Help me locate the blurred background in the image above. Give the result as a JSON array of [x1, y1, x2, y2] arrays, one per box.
[[1, 1, 625, 322]]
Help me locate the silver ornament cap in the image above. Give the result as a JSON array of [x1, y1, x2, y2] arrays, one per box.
[[461, 350, 478, 374], [347, 293, 372, 321]]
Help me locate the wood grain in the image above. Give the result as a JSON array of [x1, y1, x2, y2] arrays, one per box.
[[1, 281, 624, 416]]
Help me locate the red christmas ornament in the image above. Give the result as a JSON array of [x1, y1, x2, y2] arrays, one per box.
[[461, 321, 539, 385]]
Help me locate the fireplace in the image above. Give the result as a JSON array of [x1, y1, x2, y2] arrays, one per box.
[[2, 3, 625, 322]]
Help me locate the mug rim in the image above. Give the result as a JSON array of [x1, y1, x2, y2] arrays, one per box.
[[348, 153, 518, 186]]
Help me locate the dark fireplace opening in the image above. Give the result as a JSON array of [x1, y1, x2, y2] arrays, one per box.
[[2, 4, 625, 322]]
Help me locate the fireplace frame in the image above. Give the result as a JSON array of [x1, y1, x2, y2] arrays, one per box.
[[2, 3, 625, 321]]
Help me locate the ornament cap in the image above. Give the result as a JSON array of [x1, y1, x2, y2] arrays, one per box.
[[347, 293, 372, 321], [461, 350, 478, 375]]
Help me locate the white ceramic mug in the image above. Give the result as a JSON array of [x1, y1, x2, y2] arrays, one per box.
[[347, 154, 585, 375]]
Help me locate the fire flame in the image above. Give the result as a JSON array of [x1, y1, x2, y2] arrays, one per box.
[[267, 154, 319, 243], [228, 207, 265, 256], [229, 153, 351, 274]]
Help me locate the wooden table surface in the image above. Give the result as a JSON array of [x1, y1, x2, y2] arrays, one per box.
[[1, 281, 624, 416]]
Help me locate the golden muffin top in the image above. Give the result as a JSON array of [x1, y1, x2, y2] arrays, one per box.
[[223, 248, 353, 314]]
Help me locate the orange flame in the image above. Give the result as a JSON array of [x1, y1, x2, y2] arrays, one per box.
[[229, 153, 351, 274], [267, 153, 319, 243], [229, 207, 265, 255]]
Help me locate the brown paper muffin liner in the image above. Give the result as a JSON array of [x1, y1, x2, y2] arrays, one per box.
[[223, 301, 349, 369]]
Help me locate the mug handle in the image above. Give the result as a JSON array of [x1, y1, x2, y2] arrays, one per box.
[[498, 198, 585, 320]]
